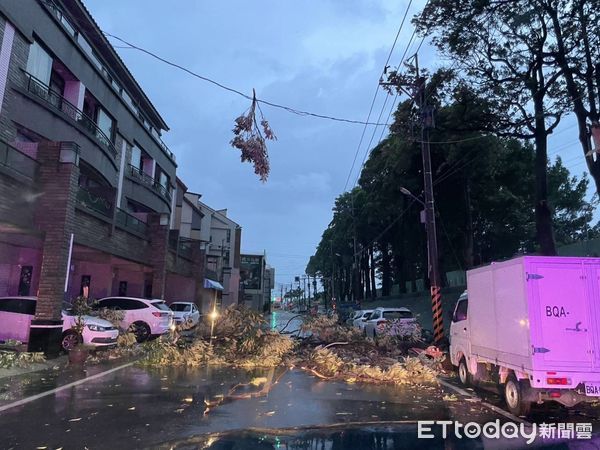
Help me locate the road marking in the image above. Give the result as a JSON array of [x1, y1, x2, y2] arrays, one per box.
[[0, 361, 134, 413], [438, 378, 532, 426]]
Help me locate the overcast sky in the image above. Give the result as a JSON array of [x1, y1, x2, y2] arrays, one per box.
[[86, 0, 588, 290]]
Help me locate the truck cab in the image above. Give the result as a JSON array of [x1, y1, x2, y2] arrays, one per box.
[[449, 291, 471, 384]]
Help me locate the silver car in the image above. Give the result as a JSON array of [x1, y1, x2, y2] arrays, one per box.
[[352, 309, 373, 332]]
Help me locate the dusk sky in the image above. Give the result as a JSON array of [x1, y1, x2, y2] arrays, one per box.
[[86, 0, 590, 289]]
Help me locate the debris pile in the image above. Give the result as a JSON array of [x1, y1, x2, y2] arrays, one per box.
[[138, 305, 295, 369], [0, 350, 45, 369], [91, 306, 442, 387]]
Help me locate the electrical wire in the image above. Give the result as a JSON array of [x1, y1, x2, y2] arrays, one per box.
[[352, 30, 421, 188], [342, 0, 415, 191], [104, 32, 390, 127]]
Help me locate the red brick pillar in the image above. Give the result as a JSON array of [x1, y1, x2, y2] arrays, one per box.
[[191, 244, 206, 310], [147, 213, 169, 299], [30, 141, 79, 356]]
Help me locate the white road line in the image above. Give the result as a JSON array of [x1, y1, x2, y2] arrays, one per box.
[[438, 378, 532, 426], [0, 361, 134, 413]]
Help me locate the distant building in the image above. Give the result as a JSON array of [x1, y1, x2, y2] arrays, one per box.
[[196, 200, 242, 311], [240, 253, 274, 312]]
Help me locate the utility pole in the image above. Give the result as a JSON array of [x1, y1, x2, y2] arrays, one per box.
[[380, 53, 444, 345], [302, 276, 306, 309], [415, 55, 443, 345], [307, 274, 311, 310]]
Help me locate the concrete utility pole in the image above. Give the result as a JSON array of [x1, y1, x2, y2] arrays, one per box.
[[307, 274, 311, 309], [381, 54, 444, 345], [415, 55, 444, 345]]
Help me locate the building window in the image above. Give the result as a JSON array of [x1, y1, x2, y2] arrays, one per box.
[[96, 107, 115, 142], [80, 275, 91, 298], [118, 281, 128, 296], [26, 41, 53, 85], [226, 229, 231, 243], [131, 145, 142, 170], [18, 266, 33, 296]]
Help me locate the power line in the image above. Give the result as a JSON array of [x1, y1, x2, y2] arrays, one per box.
[[104, 32, 389, 127], [342, 0, 415, 191], [352, 30, 421, 188]]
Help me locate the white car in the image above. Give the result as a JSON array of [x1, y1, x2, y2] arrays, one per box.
[[0, 296, 118, 351], [363, 307, 415, 338], [169, 301, 201, 327], [352, 309, 373, 331], [95, 297, 174, 342]]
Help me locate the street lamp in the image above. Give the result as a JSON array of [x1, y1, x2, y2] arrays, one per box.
[[400, 187, 425, 207]]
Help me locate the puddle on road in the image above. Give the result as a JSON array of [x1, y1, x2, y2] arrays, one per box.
[[156, 425, 458, 450]]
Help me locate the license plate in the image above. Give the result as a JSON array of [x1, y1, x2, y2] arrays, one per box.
[[584, 382, 600, 397]]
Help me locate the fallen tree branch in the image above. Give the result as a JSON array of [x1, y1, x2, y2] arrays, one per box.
[[300, 366, 335, 379], [322, 342, 349, 349]]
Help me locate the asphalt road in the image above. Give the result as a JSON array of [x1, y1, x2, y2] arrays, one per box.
[[0, 311, 598, 449]]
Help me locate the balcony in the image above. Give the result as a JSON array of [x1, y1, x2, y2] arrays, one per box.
[[168, 231, 196, 261], [115, 208, 148, 236], [0, 139, 40, 181], [23, 72, 117, 157], [76, 185, 115, 218], [128, 164, 172, 204]]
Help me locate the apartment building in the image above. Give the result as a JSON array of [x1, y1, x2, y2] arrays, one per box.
[[0, 0, 202, 353], [197, 200, 242, 311], [240, 253, 275, 312]]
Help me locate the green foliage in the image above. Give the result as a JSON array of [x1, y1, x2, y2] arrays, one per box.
[[308, 79, 597, 294]]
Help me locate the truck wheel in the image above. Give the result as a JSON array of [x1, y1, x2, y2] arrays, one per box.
[[504, 374, 532, 416], [458, 357, 471, 386]]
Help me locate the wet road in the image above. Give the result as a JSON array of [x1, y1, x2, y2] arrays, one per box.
[[0, 311, 598, 449]]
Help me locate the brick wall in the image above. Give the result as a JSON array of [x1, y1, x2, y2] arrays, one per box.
[[0, 173, 37, 228], [147, 214, 168, 299], [34, 141, 78, 321]]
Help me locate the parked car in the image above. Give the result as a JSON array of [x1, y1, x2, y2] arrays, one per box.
[[0, 296, 118, 351], [95, 297, 174, 342], [169, 301, 201, 328], [352, 309, 373, 331], [363, 307, 415, 338]]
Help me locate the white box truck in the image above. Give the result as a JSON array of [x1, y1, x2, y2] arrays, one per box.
[[449, 256, 600, 415]]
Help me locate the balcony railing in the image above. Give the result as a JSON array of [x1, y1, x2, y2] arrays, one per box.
[[115, 208, 148, 236], [128, 164, 172, 203], [23, 72, 117, 157], [168, 231, 196, 260], [76, 185, 115, 218], [177, 237, 194, 260], [0, 139, 40, 180]]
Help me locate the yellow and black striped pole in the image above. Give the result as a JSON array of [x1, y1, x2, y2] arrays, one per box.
[[431, 285, 444, 344]]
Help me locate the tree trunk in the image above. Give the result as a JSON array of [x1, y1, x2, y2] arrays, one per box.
[[370, 246, 377, 300], [544, 3, 600, 194], [533, 70, 557, 256], [363, 251, 371, 300], [463, 178, 474, 268], [381, 243, 392, 297]]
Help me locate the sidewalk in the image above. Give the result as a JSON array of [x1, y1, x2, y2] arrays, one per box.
[[0, 355, 68, 381], [0, 353, 138, 409]]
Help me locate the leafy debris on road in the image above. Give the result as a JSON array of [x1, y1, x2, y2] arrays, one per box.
[[0, 350, 45, 369]]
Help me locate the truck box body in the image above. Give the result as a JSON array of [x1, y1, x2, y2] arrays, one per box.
[[465, 256, 600, 390]]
